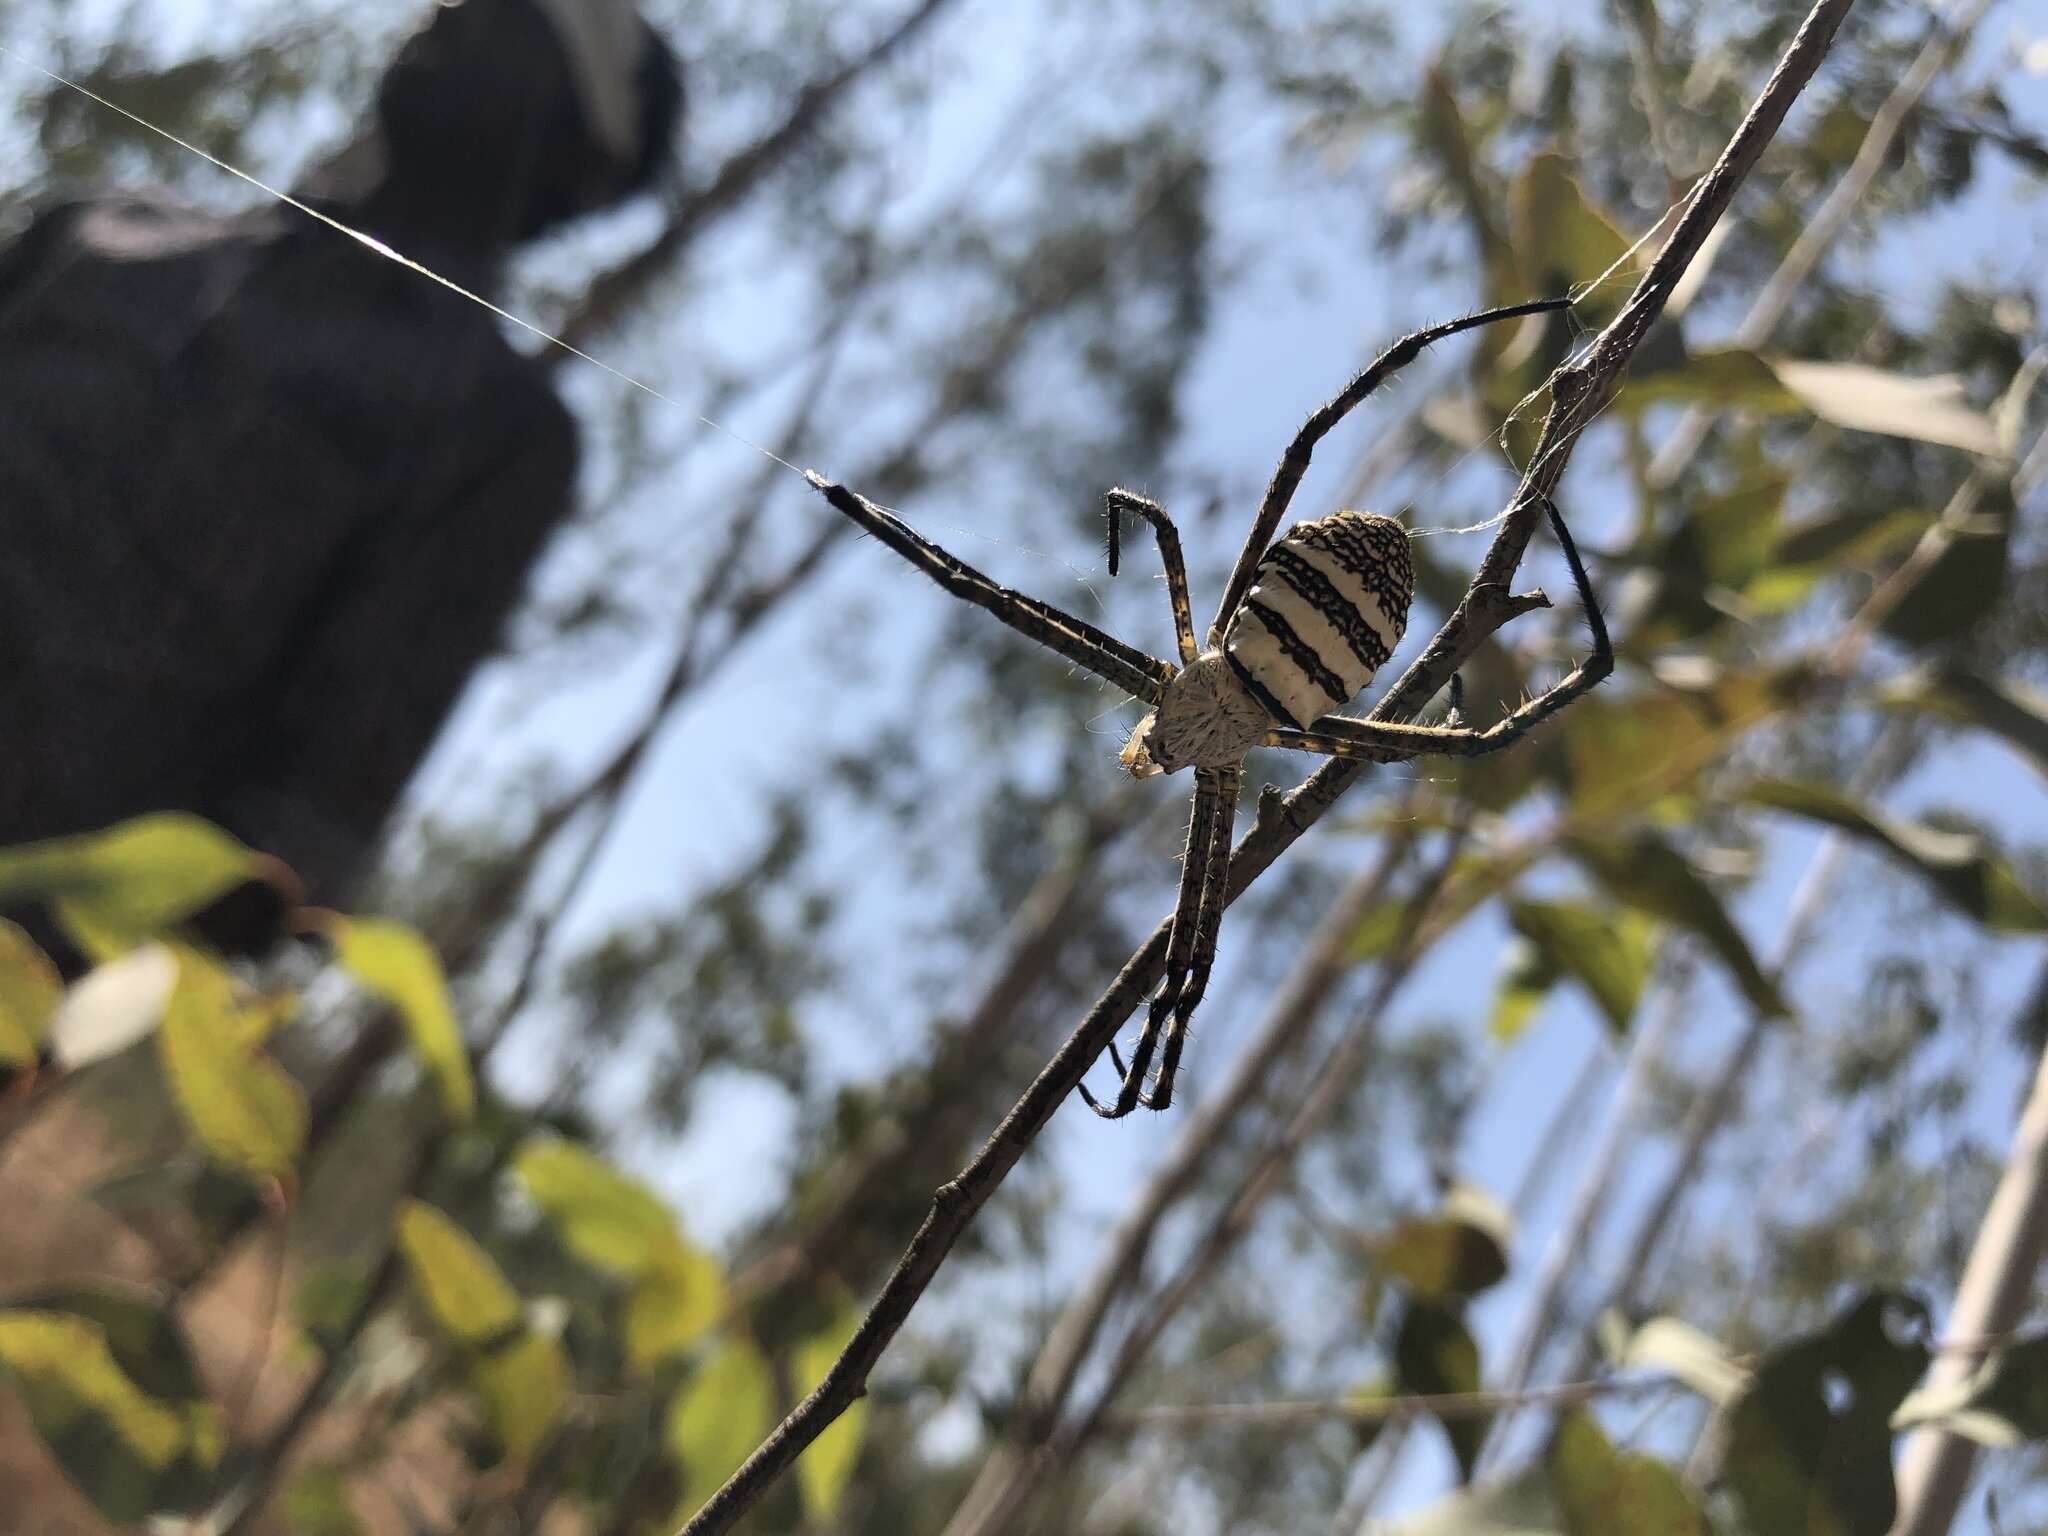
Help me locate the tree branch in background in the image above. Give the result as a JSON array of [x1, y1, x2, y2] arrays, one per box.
[[557, 0, 962, 354], [674, 5, 1857, 1528], [1889, 964, 2048, 1536]]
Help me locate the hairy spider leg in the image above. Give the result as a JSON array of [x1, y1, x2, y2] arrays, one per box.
[[1136, 762, 1241, 1111], [805, 472, 1174, 705], [1103, 488, 1199, 666], [1208, 297, 1574, 648], [1261, 495, 1612, 760], [1081, 766, 1230, 1118]]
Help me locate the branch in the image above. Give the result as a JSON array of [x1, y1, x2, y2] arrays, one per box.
[[1890, 964, 2048, 1536], [1098, 1375, 1672, 1434], [557, 0, 959, 353], [1645, 0, 1993, 488], [673, 6, 1855, 1530]]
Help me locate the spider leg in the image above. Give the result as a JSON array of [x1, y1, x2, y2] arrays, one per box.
[[1082, 769, 1224, 1119], [1104, 488, 1199, 666], [806, 472, 1174, 706], [1137, 764, 1240, 1112], [1264, 494, 1612, 762], [1207, 297, 1573, 646]]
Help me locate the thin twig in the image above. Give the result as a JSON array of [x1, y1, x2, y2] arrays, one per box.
[[556, 0, 961, 354], [1099, 1374, 1672, 1434], [673, 7, 1854, 1529]]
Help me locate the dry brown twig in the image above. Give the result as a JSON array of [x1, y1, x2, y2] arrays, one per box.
[[675, 4, 1857, 1531]]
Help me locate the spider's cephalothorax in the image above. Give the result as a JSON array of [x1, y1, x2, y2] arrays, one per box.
[[802, 296, 1612, 1119]]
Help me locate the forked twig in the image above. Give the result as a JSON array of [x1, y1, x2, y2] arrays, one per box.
[[674, 4, 1857, 1530]]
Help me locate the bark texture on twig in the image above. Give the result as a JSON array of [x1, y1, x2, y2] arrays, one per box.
[[675, 6, 1856, 1530]]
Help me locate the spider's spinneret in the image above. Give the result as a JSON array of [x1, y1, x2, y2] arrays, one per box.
[[1222, 511, 1414, 730]]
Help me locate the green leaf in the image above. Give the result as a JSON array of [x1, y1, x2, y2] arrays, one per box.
[[393, 1202, 566, 1462], [1767, 360, 2004, 458], [1489, 937, 1557, 1044], [1892, 1329, 2048, 1447], [1618, 351, 2005, 457], [0, 814, 259, 959], [1722, 1290, 1930, 1536], [514, 1136, 681, 1275], [1505, 900, 1655, 1038], [1746, 781, 2048, 932], [1417, 66, 1514, 304], [157, 949, 306, 1180], [46, 945, 179, 1067], [793, 1285, 869, 1522], [667, 1334, 776, 1520], [1618, 346, 1802, 413], [1547, 1410, 1706, 1535], [0, 1289, 222, 1523], [1878, 495, 2011, 647], [1372, 1184, 1514, 1300], [1749, 505, 1929, 613], [285, 1464, 367, 1536], [1563, 667, 1800, 815], [395, 1200, 522, 1347], [1395, 1300, 1487, 1483], [1602, 1313, 1748, 1405], [1569, 830, 1787, 1017], [625, 1243, 728, 1371], [329, 917, 473, 1122], [1510, 152, 1633, 309], [0, 918, 60, 1067], [473, 1325, 571, 1464], [1377, 1463, 1558, 1535], [1881, 665, 2048, 785]]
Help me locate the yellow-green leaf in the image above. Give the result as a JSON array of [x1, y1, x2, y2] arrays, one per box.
[[395, 1200, 521, 1347], [1548, 1409, 1708, 1535], [1510, 152, 1634, 311], [157, 951, 306, 1180], [1746, 781, 2048, 932], [0, 918, 60, 1066], [514, 1137, 680, 1274], [1506, 900, 1656, 1038], [1394, 1301, 1486, 1483], [330, 918, 473, 1122], [473, 1327, 570, 1463], [1372, 1184, 1514, 1301], [1489, 936, 1556, 1044], [47, 945, 178, 1068], [0, 814, 257, 959], [0, 1304, 221, 1522], [625, 1243, 728, 1371], [667, 1335, 775, 1520], [793, 1286, 869, 1522]]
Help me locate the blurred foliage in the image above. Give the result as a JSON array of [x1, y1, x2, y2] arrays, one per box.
[[0, 0, 2045, 1532]]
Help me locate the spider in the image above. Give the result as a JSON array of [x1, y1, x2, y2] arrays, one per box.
[[803, 297, 1611, 1118]]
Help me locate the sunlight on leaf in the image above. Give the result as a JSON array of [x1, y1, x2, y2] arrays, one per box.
[[793, 1284, 869, 1522], [1600, 1312, 1748, 1405], [0, 814, 259, 959], [395, 1200, 522, 1347], [157, 949, 305, 1180], [668, 1334, 776, 1520], [515, 1136, 681, 1274], [1373, 1184, 1513, 1300], [473, 1326, 571, 1463], [1506, 900, 1655, 1037], [1548, 1410, 1706, 1534], [626, 1243, 727, 1371], [330, 917, 474, 1122]]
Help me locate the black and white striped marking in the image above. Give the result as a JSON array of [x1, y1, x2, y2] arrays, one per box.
[[1222, 511, 1413, 729]]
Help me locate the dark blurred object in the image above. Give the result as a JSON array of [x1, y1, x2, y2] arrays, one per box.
[[0, 0, 683, 905]]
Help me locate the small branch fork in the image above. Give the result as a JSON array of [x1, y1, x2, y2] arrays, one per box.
[[674, 4, 1856, 1531]]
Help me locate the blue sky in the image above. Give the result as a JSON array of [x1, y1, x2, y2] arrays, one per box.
[[6, 1, 2047, 1528]]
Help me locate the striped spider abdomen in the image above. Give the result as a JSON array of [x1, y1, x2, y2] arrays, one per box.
[[1222, 511, 1414, 730]]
